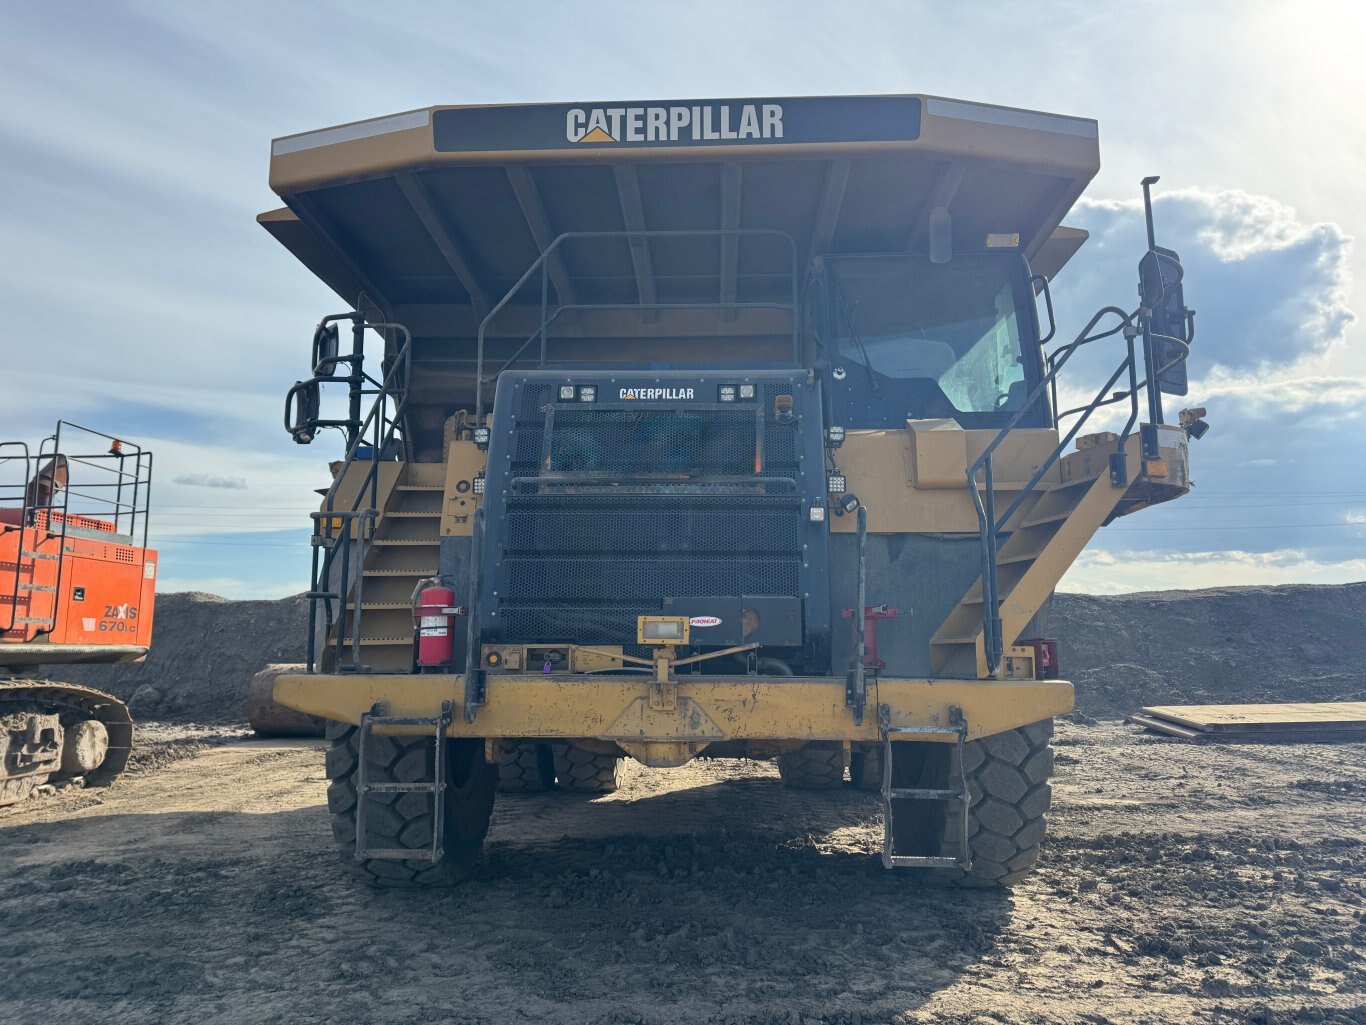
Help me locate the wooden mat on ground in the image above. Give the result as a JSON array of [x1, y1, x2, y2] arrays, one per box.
[[1129, 702, 1366, 743]]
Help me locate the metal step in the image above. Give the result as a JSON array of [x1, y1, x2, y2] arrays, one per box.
[[20, 550, 58, 561], [371, 538, 440, 547], [931, 634, 979, 646], [354, 701, 451, 863], [884, 855, 962, 869], [997, 549, 1044, 566], [1019, 508, 1073, 529], [383, 511, 440, 518], [395, 485, 443, 492], [363, 568, 437, 577], [879, 707, 972, 871]]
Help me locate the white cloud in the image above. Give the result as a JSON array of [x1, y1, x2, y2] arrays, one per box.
[[1062, 548, 1366, 594], [142, 435, 326, 539], [1059, 189, 1354, 374]]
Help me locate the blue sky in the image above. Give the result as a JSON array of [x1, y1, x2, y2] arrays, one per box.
[[1, 0, 1362, 597]]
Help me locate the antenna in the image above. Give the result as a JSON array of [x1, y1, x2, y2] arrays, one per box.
[[1141, 175, 1160, 251]]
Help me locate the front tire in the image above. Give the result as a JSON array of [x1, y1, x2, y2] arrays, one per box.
[[324, 720, 496, 887], [777, 741, 846, 789], [497, 741, 556, 792], [849, 745, 882, 791], [552, 743, 621, 792], [890, 718, 1055, 887]]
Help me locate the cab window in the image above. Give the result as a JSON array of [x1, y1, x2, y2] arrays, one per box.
[[820, 254, 1046, 429]]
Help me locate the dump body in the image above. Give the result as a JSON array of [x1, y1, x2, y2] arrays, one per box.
[[263, 94, 1198, 882]]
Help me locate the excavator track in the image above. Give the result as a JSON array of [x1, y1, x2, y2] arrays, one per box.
[[0, 679, 133, 805]]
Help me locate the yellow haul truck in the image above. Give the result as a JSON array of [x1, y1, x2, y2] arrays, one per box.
[[263, 95, 1201, 887]]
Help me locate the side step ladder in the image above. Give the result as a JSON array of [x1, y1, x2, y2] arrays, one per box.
[[354, 700, 452, 863], [878, 704, 972, 871]]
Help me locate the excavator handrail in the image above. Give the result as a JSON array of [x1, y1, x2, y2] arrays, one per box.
[[2, 423, 153, 643], [0, 441, 33, 634]]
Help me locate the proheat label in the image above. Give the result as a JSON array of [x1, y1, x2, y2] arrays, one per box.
[[433, 97, 922, 152]]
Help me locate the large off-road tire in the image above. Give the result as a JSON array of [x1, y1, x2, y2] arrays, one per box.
[[849, 745, 882, 792], [324, 719, 496, 887], [777, 741, 846, 789], [890, 718, 1055, 887], [497, 741, 556, 792], [552, 743, 621, 792]]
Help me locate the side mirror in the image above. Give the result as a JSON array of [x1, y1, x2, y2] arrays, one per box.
[[1138, 246, 1193, 396], [312, 323, 341, 378], [284, 380, 321, 445]]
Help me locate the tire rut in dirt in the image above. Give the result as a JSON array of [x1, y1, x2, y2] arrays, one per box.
[[324, 719, 496, 886], [777, 741, 846, 789], [551, 743, 621, 792], [497, 741, 556, 792], [892, 718, 1055, 887]]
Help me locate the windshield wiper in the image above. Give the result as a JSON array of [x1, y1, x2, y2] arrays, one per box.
[[832, 276, 880, 397]]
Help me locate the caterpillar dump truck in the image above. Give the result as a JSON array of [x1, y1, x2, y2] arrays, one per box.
[[1, 422, 156, 804], [262, 94, 1200, 886]]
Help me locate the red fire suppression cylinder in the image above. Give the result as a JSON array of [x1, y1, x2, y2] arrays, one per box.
[[415, 585, 457, 667]]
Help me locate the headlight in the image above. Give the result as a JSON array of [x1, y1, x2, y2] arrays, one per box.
[[809, 505, 827, 523], [826, 425, 845, 448], [472, 426, 491, 450], [578, 385, 596, 402], [738, 383, 756, 400], [718, 384, 737, 402], [472, 473, 486, 496], [558, 385, 577, 401], [827, 473, 847, 494]]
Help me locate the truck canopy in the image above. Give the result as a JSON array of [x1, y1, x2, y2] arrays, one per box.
[[260, 94, 1099, 444]]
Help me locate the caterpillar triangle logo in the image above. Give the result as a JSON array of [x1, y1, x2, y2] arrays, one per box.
[[579, 126, 615, 143]]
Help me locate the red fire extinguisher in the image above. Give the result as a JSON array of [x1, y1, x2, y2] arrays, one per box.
[[414, 584, 461, 668]]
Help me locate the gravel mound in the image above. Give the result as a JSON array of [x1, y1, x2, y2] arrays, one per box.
[[53, 591, 308, 722], [1052, 582, 1366, 718], [40, 581, 1366, 723]]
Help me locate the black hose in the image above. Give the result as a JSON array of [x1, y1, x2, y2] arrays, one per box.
[[756, 657, 794, 676]]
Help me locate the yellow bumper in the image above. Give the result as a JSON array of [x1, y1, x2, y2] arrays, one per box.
[[273, 673, 1073, 745]]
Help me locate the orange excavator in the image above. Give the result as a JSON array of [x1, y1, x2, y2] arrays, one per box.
[[1, 422, 156, 804]]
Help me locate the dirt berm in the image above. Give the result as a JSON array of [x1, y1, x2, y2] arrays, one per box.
[[46, 582, 1366, 723]]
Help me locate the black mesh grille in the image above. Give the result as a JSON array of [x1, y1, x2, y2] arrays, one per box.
[[491, 383, 808, 644], [506, 556, 798, 602], [548, 408, 756, 475], [501, 606, 654, 644], [505, 496, 799, 554]]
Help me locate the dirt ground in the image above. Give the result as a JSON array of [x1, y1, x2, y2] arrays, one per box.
[[1, 722, 1363, 1025]]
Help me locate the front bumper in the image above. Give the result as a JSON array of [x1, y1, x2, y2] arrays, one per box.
[[273, 673, 1073, 752]]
